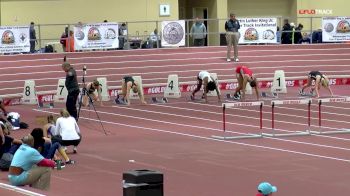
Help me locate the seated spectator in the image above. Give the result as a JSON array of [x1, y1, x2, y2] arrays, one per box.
[[8, 135, 54, 190], [31, 127, 75, 166], [55, 109, 81, 153], [0, 122, 21, 171], [257, 182, 277, 196], [299, 32, 311, 44], [0, 97, 8, 116]]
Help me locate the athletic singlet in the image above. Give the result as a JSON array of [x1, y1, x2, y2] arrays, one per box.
[[198, 71, 213, 82], [235, 66, 253, 77], [308, 71, 324, 80], [88, 83, 96, 94], [123, 76, 136, 86]]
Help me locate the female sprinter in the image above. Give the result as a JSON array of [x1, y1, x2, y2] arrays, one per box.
[[191, 71, 221, 103], [233, 65, 259, 101], [116, 76, 147, 105], [83, 79, 103, 106], [300, 71, 333, 98]]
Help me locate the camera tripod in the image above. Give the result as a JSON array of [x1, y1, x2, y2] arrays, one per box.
[[77, 66, 108, 135]]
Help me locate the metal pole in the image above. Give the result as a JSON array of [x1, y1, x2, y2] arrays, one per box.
[[260, 103, 263, 129], [186, 20, 190, 47], [38, 24, 42, 51], [271, 102, 275, 136], [308, 99, 311, 133], [223, 104, 226, 132], [318, 100, 322, 128]]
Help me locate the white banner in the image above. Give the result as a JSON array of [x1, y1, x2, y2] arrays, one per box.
[[237, 18, 277, 44], [0, 26, 30, 53], [74, 23, 119, 50], [322, 17, 350, 42], [161, 20, 185, 47]]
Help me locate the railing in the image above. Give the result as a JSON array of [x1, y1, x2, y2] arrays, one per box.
[[22, 16, 327, 54]]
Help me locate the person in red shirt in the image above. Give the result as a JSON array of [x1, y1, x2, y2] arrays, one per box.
[[256, 182, 277, 196], [233, 65, 259, 101]]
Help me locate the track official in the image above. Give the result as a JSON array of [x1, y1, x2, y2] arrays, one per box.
[[62, 62, 80, 120]]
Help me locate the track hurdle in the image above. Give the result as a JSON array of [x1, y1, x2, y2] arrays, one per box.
[[212, 101, 264, 140], [262, 98, 311, 137], [311, 97, 350, 135]]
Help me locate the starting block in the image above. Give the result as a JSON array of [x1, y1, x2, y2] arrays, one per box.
[[261, 92, 278, 98], [114, 97, 128, 105], [38, 101, 54, 109], [187, 95, 205, 102], [299, 91, 315, 97], [226, 93, 240, 100], [151, 97, 168, 103]]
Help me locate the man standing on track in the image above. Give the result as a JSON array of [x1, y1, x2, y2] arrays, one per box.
[[191, 71, 221, 103], [62, 62, 80, 121], [225, 13, 240, 62], [233, 65, 259, 101]]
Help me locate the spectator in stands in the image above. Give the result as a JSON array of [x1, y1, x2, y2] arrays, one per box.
[[149, 28, 161, 48], [312, 29, 323, 43], [191, 71, 221, 103], [8, 135, 54, 190], [294, 23, 304, 44], [233, 65, 259, 101], [300, 71, 333, 98], [82, 79, 103, 106], [60, 26, 69, 52], [118, 23, 127, 49], [29, 22, 37, 53], [225, 13, 240, 62], [55, 109, 81, 153], [0, 97, 8, 116], [276, 27, 281, 44], [281, 19, 292, 44], [190, 17, 207, 47], [256, 182, 277, 196], [299, 32, 311, 44], [103, 19, 108, 23], [115, 76, 147, 105], [66, 30, 75, 52], [62, 61, 79, 120]]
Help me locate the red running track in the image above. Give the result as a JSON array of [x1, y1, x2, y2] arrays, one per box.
[[1, 44, 350, 196]]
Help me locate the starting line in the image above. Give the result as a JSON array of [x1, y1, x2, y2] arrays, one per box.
[[213, 97, 350, 140]]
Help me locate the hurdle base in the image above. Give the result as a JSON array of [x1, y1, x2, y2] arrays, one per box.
[[212, 134, 262, 140], [310, 129, 350, 135], [262, 131, 310, 137]]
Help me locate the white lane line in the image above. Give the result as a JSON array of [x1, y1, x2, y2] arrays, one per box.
[[0, 183, 45, 196], [32, 109, 350, 164]]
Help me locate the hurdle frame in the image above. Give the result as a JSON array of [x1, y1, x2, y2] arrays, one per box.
[[212, 101, 264, 140], [311, 97, 350, 135], [262, 98, 312, 137]]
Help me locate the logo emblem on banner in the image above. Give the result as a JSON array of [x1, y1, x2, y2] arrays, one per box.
[[2, 30, 15, 44], [76, 31, 85, 40], [105, 29, 116, 39], [324, 23, 334, 33], [336, 20, 350, 33], [244, 28, 258, 41], [262, 30, 275, 40], [88, 27, 101, 40], [163, 22, 184, 44]]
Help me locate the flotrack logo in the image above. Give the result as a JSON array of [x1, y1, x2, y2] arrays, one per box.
[[298, 9, 333, 15]]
